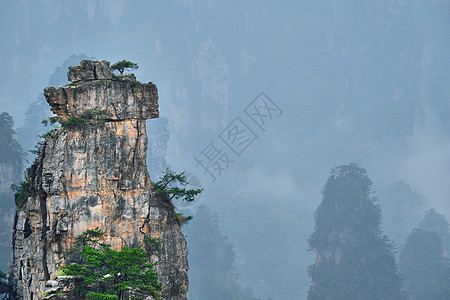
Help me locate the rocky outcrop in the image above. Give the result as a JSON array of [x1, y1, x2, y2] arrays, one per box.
[[9, 60, 188, 299], [67, 60, 115, 83]]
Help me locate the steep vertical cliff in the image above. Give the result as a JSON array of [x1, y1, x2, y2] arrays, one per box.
[[9, 60, 188, 299]]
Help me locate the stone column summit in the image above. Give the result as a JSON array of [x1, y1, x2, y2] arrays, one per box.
[[9, 60, 188, 300]]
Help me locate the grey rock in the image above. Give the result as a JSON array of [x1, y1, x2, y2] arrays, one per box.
[[44, 79, 158, 122], [67, 60, 114, 82], [116, 73, 137, 82], [41, 276, 83, 299]]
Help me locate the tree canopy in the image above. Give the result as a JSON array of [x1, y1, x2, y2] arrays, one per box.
[[61, 229, 161, 300], [308, 163, 406, 300], [111, 60, 138, 74], [152, 168, 203, 204]]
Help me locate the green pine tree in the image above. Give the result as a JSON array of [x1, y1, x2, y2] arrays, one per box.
[[152, 168, 202, 204], [111, 60, 138, 74], [308, 163, 406, 300], [61, 229, 161, 300]]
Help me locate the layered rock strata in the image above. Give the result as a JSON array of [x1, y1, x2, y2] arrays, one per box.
[[9, 60, 188, 299]]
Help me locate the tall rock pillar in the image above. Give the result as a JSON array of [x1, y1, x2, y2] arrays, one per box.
[[9, 60, 188, 299]]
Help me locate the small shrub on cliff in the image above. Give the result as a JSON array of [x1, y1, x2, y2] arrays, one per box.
[[41, 116, 59, 126], [58, 108, 107, 130], [60, 117, 88, 129], [111, 60, 138, 74], [152, 168, 203, 204], [27, 119, 58, 155], [175, 212, 193, 226], [28, 144, 40, 155], [81, 107, 107, 120], [61, 229, 161, 300], [39, 129, 56, 139], [10, 180, 31, 208]]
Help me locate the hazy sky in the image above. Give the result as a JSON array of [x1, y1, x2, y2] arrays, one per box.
[[1, 1, 450, 299]]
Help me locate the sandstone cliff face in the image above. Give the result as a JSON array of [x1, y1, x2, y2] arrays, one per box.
[[9, 60, 188, 299]]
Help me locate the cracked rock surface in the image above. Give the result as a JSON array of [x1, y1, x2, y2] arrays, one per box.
[[9, 60, 188, 300]]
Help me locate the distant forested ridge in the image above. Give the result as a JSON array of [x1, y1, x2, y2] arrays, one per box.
[[0, 112, 23, 272]]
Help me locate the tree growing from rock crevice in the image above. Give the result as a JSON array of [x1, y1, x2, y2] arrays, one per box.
[[152, 168, 203, 204], [111, 60, 138, 74]]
